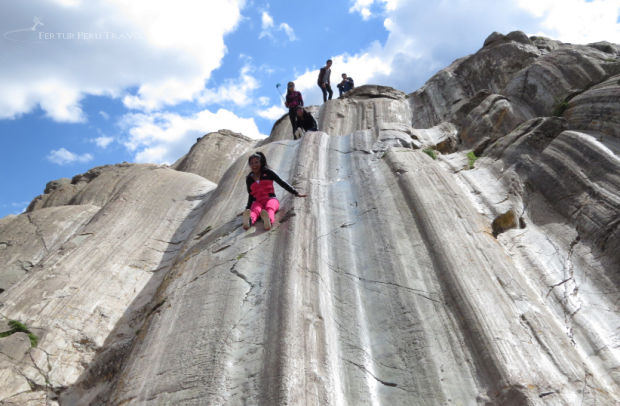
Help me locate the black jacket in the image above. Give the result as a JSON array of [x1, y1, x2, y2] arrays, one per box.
[[295, 111, 318, 131]]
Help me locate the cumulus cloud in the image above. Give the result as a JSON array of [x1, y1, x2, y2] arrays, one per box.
[[120, 108, 266, 164], [349, 0, 397, 20], [290, 45, 391, 105], [334, 0, 619, 101], [349, 0, 375, 20], [198, 65, 260, 107], [260, 11, 274, 32], [47, 147, 93, 165], [258, 11, 297, 41], [516, 0, 620, 43], [0, 0, 245, 120], [94, 136, 114, 148], [257, 105, 286, 120], [279, 23, 297, 41]]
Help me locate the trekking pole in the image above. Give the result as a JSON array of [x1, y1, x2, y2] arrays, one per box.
[[275, 83, 286, 103]]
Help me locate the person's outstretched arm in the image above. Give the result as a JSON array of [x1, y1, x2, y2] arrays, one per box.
[[265, 169, 307, 197]]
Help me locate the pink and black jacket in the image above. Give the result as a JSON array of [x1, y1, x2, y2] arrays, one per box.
[[246, 169, 299, 209], [285, 91, 303, 110]]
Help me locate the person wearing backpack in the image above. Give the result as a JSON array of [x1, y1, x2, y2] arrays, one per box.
[[293, 107, 318, 139], [242, 152, 307, 230], [337, 73, 354, 97], [284, 82, 304, 137], [317, 59, 333, 102]]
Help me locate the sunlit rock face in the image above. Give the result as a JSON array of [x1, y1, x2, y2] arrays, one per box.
[[1, 32, 619, 405], [173, 129, 254, 183]]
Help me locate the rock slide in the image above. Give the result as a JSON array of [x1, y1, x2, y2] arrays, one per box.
[[1, 32, 619, 405]]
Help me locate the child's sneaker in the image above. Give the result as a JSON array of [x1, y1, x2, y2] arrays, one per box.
[[260, 209, 271, 230], [242, 209, 251, 230]]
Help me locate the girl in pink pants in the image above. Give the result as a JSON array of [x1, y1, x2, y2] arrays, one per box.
[[243, 152, 307, 230], [249, 197, 280, 229]]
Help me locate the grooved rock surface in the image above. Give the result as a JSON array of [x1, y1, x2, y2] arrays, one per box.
[[0, 205, 99, 293], [1, 166, 215, 405], [1, 32, 619, 405], [564, 74, 620, 137], [408, 31, 541, 128]]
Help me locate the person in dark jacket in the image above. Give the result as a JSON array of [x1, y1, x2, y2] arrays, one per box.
[[243, 152, 307, 230], [317, 59, 333, 102], [293, 107, 318, 139], [337, 73, 354, 96], [284, 82, 304, 137]]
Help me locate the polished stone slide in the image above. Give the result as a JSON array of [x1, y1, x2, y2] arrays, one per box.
[[1, 31, 618, 405]]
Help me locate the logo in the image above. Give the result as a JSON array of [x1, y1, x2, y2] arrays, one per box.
[[3, 17, 143, 44], [3, 16, 45, 43]]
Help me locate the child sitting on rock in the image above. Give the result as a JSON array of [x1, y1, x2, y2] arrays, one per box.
[[243, 152, 307, 230]]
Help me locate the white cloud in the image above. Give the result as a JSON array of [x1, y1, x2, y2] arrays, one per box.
[[261, 11, 274, 29], [259, 11, 274, 39], [349, 0, 395, 20], [291, 47, 391, 105], [258, 11, 296, 41], [257, 105, 287, 120], [0, 80, 86, 122], [198, 65, 260, 106], [0, 1, 245, 120], [279, 23, 297, 41], [258, 96, 270, 106], [94, 136, 114, 148], [516, 0, 620, 43], [120, 108, 266, 164], [47, 148, 94, 165], [99, 111, 110, 120], [323, 0, 619, 99]]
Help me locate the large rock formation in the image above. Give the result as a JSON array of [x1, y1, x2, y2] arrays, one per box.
[[1, 31, 618, 405]]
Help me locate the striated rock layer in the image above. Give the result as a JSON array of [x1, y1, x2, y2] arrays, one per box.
[[0, 32, 619, 405]]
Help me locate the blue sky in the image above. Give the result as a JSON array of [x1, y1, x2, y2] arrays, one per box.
[[1, 0, 619, 219]]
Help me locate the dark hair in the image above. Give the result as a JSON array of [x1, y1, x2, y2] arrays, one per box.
[[248, 151, 267, 169], [326, 59, 332, 64], [286, 81, 295, 94]]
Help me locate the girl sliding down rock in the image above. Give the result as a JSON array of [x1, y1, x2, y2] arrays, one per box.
[[243, 152, 307, 230]]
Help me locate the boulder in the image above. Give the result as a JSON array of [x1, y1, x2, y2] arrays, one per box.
[[173, 130, 254, 183]]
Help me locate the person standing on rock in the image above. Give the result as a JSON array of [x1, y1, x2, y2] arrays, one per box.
[[317, 59, 333, 102], [293, 106, 318, 139], [284, 82, 304, 138], [243, 152, 307, 230]]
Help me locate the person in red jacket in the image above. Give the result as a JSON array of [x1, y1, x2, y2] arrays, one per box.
[[284, 82, 304, 138], [243, 152, 307, 230]]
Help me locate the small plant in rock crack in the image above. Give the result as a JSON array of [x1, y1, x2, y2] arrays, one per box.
[[552, 98, 569, 117], [423, 148, 437, 160], [0, 320, 39, 347], [467, 151, 478, 169]]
